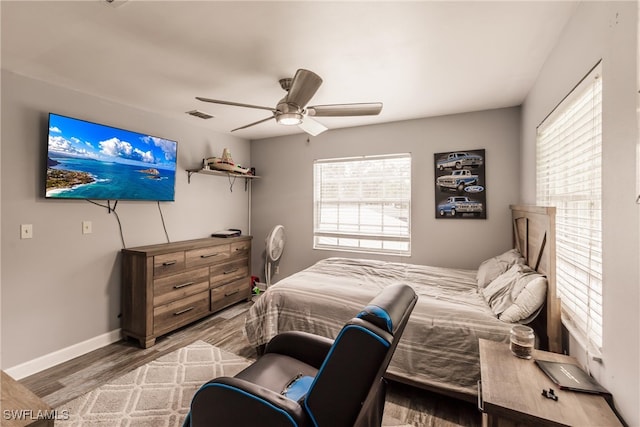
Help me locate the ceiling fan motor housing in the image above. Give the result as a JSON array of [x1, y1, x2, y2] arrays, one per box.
[[275, 98, 303, 125]]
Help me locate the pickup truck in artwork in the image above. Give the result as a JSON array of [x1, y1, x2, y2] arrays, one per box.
[[438, 196, 483, 217], [436, 169, 478, 192], [437, 152, 483, 170]]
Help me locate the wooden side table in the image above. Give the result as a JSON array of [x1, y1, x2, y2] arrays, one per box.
[[1, 371, 55, 426], [478, 339, 622, 427]]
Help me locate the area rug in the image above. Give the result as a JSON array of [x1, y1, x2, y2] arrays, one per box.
[[55, 340, 411, 426], [55, 341, 248, 426]]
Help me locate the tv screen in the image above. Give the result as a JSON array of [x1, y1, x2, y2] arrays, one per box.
[[46, 113, 177, 201]]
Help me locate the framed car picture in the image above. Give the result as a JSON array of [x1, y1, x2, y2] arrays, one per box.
[[434, 149, 486, 219]]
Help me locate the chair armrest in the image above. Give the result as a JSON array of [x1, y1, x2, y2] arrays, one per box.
[[189, 376, 308, 427], [265, 331, 334, 370]]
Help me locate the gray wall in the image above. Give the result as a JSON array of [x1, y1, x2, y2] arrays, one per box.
[[250, 107, 521, 281], [0, 71, 252, 370], [520, 2, 639, 425]]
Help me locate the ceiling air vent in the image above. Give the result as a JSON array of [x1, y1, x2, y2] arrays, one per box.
[[102, 0, 130, 8], [186, 110, 214, 120]]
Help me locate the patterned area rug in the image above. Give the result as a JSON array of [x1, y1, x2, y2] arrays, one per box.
[[56, 340, 411, 426], [55, 341, 248, 426]]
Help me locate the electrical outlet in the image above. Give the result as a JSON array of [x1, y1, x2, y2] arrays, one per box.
[[82, 221, 92, 234], [20, 224, 33, 239], [275, 265, 280, 275]]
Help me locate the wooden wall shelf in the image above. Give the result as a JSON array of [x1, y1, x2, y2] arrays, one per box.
[[186, 168, 259, 191]]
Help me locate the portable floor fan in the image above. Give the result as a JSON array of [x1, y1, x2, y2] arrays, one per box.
[[265, 225, 285, 287]]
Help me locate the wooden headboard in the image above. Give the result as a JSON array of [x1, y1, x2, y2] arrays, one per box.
[[510, 205, 562, 353]]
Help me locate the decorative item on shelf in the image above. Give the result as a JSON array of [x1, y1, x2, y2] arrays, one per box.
[[186, 150, 258, 191], [205, 148, 251, 175]]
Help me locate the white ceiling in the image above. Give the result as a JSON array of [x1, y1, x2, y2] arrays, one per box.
[[1, 1, 578, 140]]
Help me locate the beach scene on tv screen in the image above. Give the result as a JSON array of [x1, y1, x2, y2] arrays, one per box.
[[46, 114, 177, 201]]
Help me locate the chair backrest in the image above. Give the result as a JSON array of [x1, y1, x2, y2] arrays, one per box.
[[303, 283, 417, 427]]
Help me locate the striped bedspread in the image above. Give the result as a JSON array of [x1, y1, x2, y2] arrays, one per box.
[[244, 257, 512, 397]]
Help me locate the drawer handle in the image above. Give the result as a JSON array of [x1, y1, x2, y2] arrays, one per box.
[[235, 247, 245, 252], [223, 268, 239, 275], [200, 253, 219, 259], [174, 281, 195, 289], [224, 289, 240, 297], [174, 307, 194, 316], [162, 260, 177, 266]]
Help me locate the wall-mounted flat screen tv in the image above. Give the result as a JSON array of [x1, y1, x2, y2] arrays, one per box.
[[46, 113, 177, 201]]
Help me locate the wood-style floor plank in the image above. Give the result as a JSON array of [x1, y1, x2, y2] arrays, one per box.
[[19, 302, 480, 426]]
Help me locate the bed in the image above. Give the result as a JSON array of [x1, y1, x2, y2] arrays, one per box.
[[244, 205, 561, 401]]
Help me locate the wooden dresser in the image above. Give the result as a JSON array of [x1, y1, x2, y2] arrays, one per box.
[[121, 236, 252, 348]]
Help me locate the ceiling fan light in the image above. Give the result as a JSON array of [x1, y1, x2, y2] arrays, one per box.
[[277, 112, 303, 126]]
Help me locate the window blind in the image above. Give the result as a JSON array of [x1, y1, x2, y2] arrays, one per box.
[[313, 153, 411, 256], [536, 63, 603, 350]]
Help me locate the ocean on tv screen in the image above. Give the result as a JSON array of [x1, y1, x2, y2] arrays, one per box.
[[46, 114, 177, 201]]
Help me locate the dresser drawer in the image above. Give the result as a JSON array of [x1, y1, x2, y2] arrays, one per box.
[[210, 278, 250, 312], [210, 257, 249, 288], [154, 251, 186, 277], [153, 267, 210, 306], [186, 244, 230, 268], [153, 291, 210, 336], [231, 240, 251, 257]]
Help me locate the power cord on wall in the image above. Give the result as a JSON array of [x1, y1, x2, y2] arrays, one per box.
[[86, 199, 127, 248], [157, 201, 171, 243], [85, 200, 172, 248]]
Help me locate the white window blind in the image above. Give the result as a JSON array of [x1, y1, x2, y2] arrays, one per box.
[[536, 62, 603, 351], [313, 153, 411, 256]]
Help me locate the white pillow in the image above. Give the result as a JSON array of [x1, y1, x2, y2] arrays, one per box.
[[481, 264, 522, 314], [482, 263, 546, 322], [496, 249, 525, 265], [476, 249, 524, 289], [500, 275, 547, 323]]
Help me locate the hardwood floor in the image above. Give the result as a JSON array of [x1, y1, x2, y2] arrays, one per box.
[[20, 302, 481, 426]]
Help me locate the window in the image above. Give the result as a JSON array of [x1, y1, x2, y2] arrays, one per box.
[[313, 153, 411, 256], [536, 62, 603, 351]]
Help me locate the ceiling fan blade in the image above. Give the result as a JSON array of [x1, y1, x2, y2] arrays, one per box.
[[306, 102, 383, 117], [285, 69, 323, 108], [230, 115, 275, 132], [196, 97, 276, 113], [298, 116, 328, 136]]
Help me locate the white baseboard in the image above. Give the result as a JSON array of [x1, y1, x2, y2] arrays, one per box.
[[4, 328, 122, 380]]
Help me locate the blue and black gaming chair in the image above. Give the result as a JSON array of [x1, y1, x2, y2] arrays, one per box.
[[183, 283, 418, 427]]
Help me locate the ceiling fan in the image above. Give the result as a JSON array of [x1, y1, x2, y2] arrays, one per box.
[[196, 69, 383, 136]]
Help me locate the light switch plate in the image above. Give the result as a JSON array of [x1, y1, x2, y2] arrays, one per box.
[[82, 221, 92, 234], [21, 224, 33, 239]]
